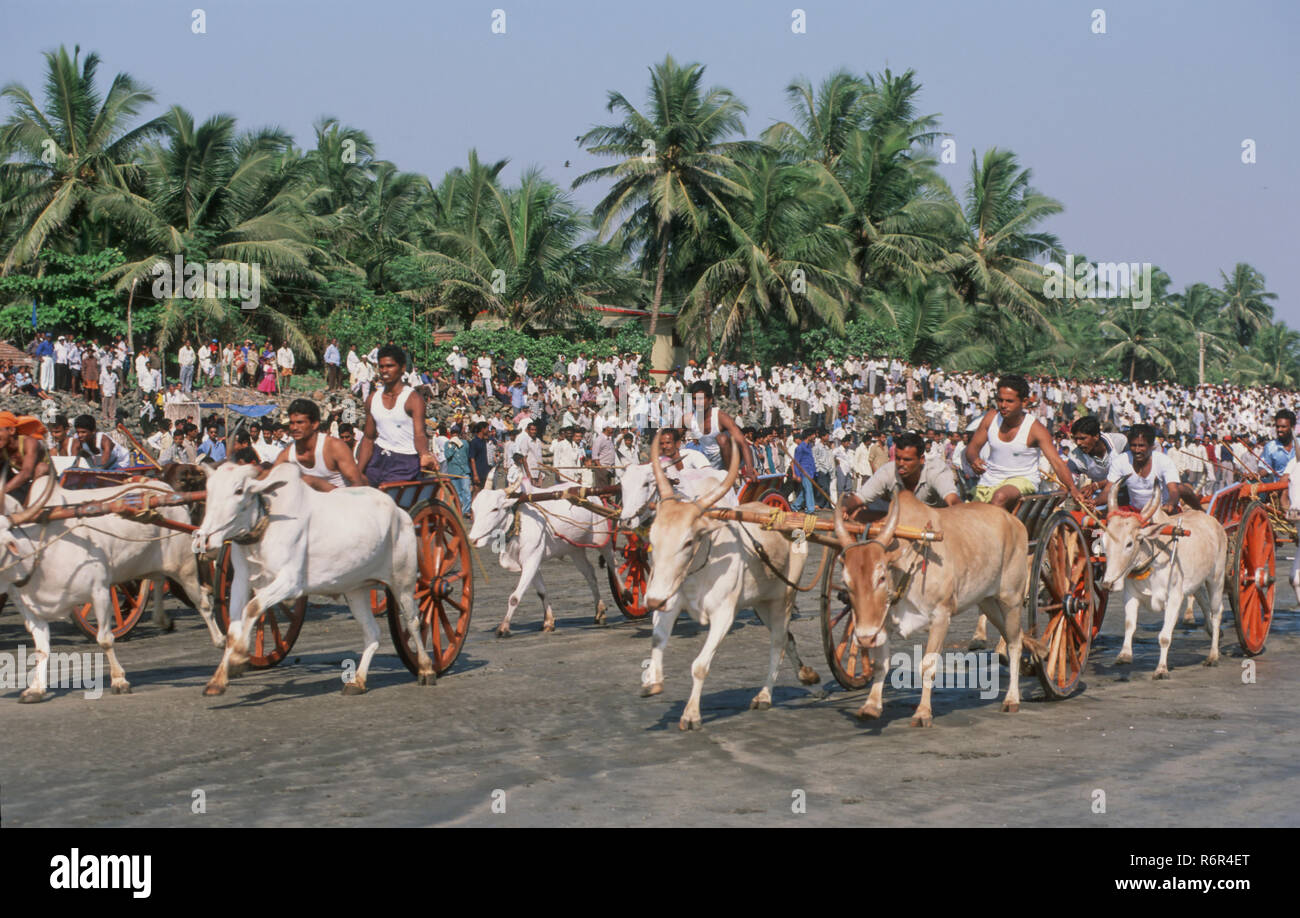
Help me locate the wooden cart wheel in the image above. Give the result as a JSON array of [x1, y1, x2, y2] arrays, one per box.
[[819, 547, 872, 690], [72, 580, 153, 641], [211, 543, 306, 668], [387, 499, 474, 675], [757, 490, 792, 511], [607, 526, 652, 620], [1228, 501, 1274, 656], [1028, 511, 1094, 699]]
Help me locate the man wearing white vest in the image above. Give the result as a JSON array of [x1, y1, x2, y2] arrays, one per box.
[[965, 373, 1083, 513]]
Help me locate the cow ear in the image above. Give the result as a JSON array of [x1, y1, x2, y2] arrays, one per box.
[[247, 478, 288, 497]]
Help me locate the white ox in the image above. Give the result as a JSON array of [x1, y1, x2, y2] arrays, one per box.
[[468, 480, 619, 636], [642, 441, 820, 731], [1098, 493, 1226, 677], [834, 491, 1028, 726], [0, 476, 221, 702], [193, 463, 434, 695]]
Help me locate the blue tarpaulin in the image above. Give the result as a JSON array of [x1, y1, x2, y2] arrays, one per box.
[[196, 403, 277, 418]]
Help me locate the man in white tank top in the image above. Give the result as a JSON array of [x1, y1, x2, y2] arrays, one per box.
[[272, 398, 367, 492], [965, 374, 1083, 512], [685, 380, 756, 481], [357, 345, 436, 486]]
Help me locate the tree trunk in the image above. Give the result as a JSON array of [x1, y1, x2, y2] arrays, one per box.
[[1197, 331, 1205, 387], [648, 225, 670, 338], [126, 282, 136, 356], [1129, 351, 1136, 384]]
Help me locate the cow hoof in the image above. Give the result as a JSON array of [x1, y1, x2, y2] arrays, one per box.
[[1202, 656, 1219, 668], [678, 717, 702, 731], [496, 626, 511, 639], [203, 682, 226, 697], [641, 682, 663, 697], [111, 682, 132, 695], [541, 622, 555, 634], [1001, 701, 1019, 714], [1152, 669, 1170, 681], [417, 671, 437, 686], [341, 681, 367, 695], [749, 698, 771, 711], [856, 701, 882, 720], [910, 713, 933, 728], [967, 638, 986, 651], [17, 690, 44, 704], [797, 666, 821, 685], [1115, 653, 1132, 666], [594, 613, 607, 627]]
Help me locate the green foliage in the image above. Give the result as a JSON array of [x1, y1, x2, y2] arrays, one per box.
[[801, 317, 906, 362], [325, 293, 421, 360], [0, 248, 139, 340]]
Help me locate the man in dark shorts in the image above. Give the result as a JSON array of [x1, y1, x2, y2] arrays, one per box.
[[356, 344, 436, 486]]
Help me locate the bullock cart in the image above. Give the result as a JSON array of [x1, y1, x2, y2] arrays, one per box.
[[208, 475, 474, 677], [813, 492, 1173, 700], [54, 464, 208, 642], [1202, 479, 1287, 656], [506, 472, 794, 623], [2, 478, 210, 641]]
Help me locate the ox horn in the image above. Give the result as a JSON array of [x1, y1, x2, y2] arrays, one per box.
[[1137, 491, 1162, 526], [648, 432, 674, 501], [7, 471, 55, 527], [696, 436, 740, 513], [834, 498, 853, 548], [874, 494, 901, 546]]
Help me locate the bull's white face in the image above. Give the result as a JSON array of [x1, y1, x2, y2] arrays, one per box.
[[193, 464, 279, 554], [619, 464, 655, 523], [644, 500, 710, 611], [468, 490, 511, 547]]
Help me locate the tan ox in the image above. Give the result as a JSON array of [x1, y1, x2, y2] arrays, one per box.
[[834, 490, 1029, 726], [1098, 493, 1226, 677]]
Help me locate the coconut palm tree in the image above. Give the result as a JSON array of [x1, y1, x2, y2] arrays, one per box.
[[677, 154, 853, 352], [1099, 303, 1180, 383], [90, 106, 327, 355], [761, 70, 870, 166], [423, 168, 636, 331], [573, 55, 756, 335], [1243, 321, 1300, 388], [932, 148, 1065, 332], [1218, 262, 1277, 346], [0, 45, 168, 272]]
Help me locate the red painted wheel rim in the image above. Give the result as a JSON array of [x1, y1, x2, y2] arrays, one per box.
[[73, 581, 152, 641], [389, 501, 473, 675], [609, 529, 651, 619], [213, 544, 305, 668]]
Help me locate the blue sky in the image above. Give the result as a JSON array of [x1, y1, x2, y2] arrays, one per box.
[[4, 0, 1297, 321]]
